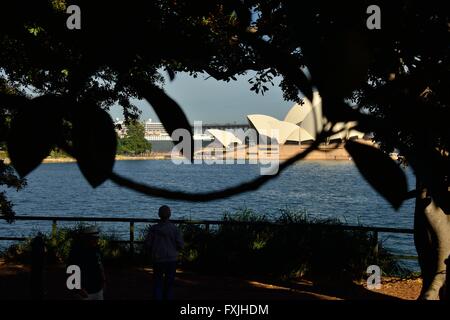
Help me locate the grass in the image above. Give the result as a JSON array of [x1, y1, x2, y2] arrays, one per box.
[[1, 209, 412, 284]]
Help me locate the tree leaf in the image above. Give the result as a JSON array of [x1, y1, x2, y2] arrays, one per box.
[[72, 104, 117, 188], [7, 95, 63, 177], [166, 67, 175, 81], [0, 93, 29, 111], [345, 140, 407, 210], [134, 82, 193, 161], [307, 30, 370, 99]]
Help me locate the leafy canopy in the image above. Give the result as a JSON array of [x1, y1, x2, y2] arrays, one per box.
[[0, 1, 448, 217]]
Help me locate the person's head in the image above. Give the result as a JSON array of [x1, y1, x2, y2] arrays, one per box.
[[158, 205, 171, 221], [81, 226, 100, 247]]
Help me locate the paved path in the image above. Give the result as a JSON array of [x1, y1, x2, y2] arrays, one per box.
[[0, 260, 414, 300]]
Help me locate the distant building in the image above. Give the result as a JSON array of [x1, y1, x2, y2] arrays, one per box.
[[114, 118, 127, 138], [245, 91, 367, 145], [199, 92, 369, 148]]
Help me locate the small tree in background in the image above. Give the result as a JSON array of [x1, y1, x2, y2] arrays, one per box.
[[117, 122, 152, 156]]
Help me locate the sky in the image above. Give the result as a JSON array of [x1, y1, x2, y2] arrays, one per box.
[[108, 71, 296, 125]]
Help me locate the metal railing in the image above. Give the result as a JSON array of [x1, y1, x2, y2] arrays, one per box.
[[0, 215, 417, 260]]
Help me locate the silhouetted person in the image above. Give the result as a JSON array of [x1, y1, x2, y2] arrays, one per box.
[[68, 226, 105, 300], [30, 233, 46, 299], [145, 205, 184, 300]]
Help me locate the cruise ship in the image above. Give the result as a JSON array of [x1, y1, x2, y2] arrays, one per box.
[[144, 119, 214, 142]]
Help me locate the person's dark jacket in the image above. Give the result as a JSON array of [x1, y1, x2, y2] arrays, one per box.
[[144, 221, 184, 263]]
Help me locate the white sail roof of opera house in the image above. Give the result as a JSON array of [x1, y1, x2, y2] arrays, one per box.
[[247, 114, 300, 144], [285, 126, 316, 142], [284, 91, 365, 141], [284, 91, 323, 125], [327, 122, 365, 140], [206, 129, 243, 148], [284, 91, 324, 138]]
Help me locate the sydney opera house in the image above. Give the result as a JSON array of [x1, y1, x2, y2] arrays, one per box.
[[202, 92, 369, 160], [133, 92, 372, 159]]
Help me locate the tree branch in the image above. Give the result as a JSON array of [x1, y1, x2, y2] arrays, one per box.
[[404, 189, 417, 200]]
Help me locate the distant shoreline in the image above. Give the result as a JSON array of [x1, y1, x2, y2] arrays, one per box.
[[0, 155, 172, 165], [1, 142, 397, 164], [1, 155, 353, 165]]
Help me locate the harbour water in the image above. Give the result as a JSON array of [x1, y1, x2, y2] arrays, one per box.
[[0, 160, 418, 270]]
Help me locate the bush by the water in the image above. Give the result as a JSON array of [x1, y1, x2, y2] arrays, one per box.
[[178, 209, 410, 283], [1, 224, 133, 265], [1, 209, 410, 283]]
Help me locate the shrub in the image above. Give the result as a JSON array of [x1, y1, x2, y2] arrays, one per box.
[[1, 208, 411, 284], [1, 224, 132, 266], [178, 208, 411, 283]]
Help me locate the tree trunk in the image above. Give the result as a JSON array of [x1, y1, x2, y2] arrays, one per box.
[[414, 180, 450, 300]]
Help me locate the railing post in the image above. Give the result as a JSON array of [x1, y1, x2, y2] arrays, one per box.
[[205, 223, 210, 233], [51, 220, 57, 239], [373, 231, 379, 259], [130, 222, 135, 255], [30, 234, 46, 300]]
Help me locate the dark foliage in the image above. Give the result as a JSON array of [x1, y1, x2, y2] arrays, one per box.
[[0, 1, 447, 212], [2, 210, 410, 283], [178, 209, 410, 282]]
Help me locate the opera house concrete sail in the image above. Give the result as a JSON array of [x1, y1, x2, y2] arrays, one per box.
[[284, 91, 324, 139], [283, 91, 365, 142], [206, 129, 243, 148], [246, 114, 303, 145]]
